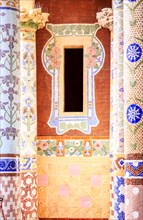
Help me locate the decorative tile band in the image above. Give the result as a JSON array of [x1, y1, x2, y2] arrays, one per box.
[[46, 23, 100, 36], [125, 179, 143, 185], [21, 156, 37, 172], [0, 157, 20, 173], [125, 153, 143, 160], [125, 161, 143, 178], [0, 6, 19, 11], [37, 139, 109, 157]]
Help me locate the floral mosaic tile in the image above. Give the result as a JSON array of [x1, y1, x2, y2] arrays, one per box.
[[92, 140, 109, 156], [37, 140, 56, 156], [65, 140, 84, 156], [37, 139, 109, 157]]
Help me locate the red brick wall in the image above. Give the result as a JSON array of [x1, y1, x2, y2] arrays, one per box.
[[36, 0, 111, 137]]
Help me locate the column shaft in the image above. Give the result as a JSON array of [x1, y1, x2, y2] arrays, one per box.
[[20, 29, 38, 219], [110, 1, 124, 219], [124, 0, 143, 219], [0, 1, 21, 219]]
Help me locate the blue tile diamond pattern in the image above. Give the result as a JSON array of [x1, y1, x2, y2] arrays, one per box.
[[114, 177, 125, 220]]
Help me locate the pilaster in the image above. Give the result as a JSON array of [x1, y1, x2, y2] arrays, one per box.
[[110, 1, 124, 219], [20, 7, 49, 219]]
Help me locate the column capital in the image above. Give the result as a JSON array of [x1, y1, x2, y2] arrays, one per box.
[[20, 7, 49, 31], [96, 8, 113, 31]]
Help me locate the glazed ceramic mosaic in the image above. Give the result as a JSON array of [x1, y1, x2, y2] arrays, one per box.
[[0, 175, 21, 220], [0, 0, 143, 219], [20, 37, 37, 156], [124, 0, 143, 155], [0, 2, 20, 154], [42, 24, 105, 134], [110, 3, 125, 217], [0, 1, 21, 219], [21, 172, 38, 219], [37, 138, 109, 157], [38, 156, 110, 218], [123, 0, 143, 219], [125, 184, 143, 220], [20, 156, 37, 172]]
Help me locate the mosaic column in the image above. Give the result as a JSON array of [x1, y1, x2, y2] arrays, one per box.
[[109, 1, 125, 219], [96, 8, 124, 220], [20, 8, 49, 219], [0, 0, 21, 219], [124, 0, 143, 220]]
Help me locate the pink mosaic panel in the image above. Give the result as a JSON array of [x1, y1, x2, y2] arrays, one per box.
[[38, 156, 110, 218], [125, 185, 143, 220]]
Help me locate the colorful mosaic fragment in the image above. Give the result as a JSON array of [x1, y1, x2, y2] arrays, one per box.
[[21, 156, 37, 172]]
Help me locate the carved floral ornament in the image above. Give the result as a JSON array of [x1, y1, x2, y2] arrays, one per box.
[[20, 8, 49, 30], [96, 8, 113, 31]]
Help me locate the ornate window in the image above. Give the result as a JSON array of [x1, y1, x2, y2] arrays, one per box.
[[42, 24, 105, 134]]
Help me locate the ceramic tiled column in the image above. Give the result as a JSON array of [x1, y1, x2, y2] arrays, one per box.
[[96, 8, 124, 220], [0, 0, 21, 219], [124, 1, 143, 219], [20, 8, 49, 219], [110, 1, 124, 219]]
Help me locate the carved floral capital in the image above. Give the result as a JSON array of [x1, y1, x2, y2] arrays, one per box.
[[96, 8, 113, 31], [20, 8, 49, 30]]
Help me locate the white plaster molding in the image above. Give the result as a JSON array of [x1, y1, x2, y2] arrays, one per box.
[[20, 7, 49, 30], [96, 8, 113, 31]]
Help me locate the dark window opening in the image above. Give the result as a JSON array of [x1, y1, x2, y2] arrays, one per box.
[[64, 48, 83, 112]]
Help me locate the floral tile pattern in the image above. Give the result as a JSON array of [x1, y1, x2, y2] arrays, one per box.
[[65, 140, 84, 156], [92, 140, 109, 156], [37, 140, 56, 156], [37, 139, 109, 157]]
